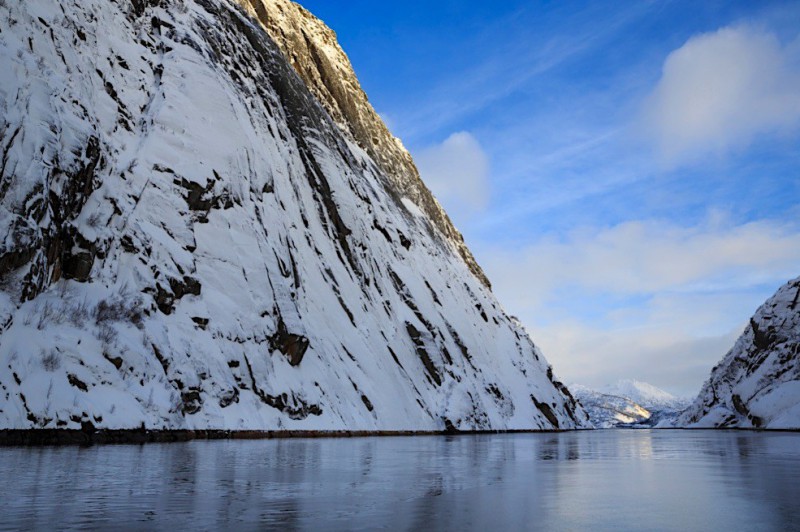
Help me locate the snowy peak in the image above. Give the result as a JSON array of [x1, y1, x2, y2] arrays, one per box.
[[676, 277, 800, 429], [604, 380, 686, 410], [570, 384, 652, 428], [0, 0, 586, 432], [572, 381, 689, 428]]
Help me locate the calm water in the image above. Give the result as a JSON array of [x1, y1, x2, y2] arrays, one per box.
[[1, 430, 799, 531]]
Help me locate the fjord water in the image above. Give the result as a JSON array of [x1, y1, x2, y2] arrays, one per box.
[[1, 431, 798, 531]]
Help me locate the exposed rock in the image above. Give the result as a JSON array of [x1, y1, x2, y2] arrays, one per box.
[[406, 322, 442, 387], [67, 374, 88, 392], [191, 317, 210, 329], [104, 354, 124, 370], [360, 394, 374, 412], [531, 396, 559, 429], [269, 316, 310, 366], [443, 418, 460, 434], [152, 276, 202, 315], [181, 389, 203, 415], [219, 388, 239, 408]]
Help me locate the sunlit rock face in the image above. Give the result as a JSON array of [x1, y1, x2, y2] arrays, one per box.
[[675, 277, 800, 429], [235, 0, 491, 289], [0, 0, 587, 432]]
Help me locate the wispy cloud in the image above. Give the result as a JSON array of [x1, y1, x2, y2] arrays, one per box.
[[471, 127, 643, 234], [415, 132, 490, 216], [395, 3, 656, 144], [640, 24, 800, 167], [483, 216, 800, 311]]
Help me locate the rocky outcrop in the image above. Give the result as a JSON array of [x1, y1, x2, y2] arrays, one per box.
[[0, 0, 587, 432], [675, 277, 800, 429]]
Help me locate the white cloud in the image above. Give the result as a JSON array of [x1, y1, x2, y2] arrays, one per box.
[[479, 218, 800, 395], [641, 24, 800, 166], [531, 313, 744, 397], [415, 132, 490, 215], [484, 218, 800, 312]]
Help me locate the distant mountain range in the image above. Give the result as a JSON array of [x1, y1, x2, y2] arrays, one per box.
[[572, 380, 690, 428]]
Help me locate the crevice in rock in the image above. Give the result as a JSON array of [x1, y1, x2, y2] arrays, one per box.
[[531, 395, 560, 429], [406, 322, 442, 387], [269, 315, 309, 366], [243, 355, 322, 420]]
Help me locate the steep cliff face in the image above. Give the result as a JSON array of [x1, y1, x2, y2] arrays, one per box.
[[0, 0, 586, 431], [675, 277, 800, 429], [234, 0, 491, 288]]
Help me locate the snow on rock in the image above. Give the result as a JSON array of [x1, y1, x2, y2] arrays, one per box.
[[0, 0, 587, 432], [234, 0, 492, 288], [674, 276, 800, 430], [572, 381, 689, 428], [605, 379, 688, 411], [570, 384, 652, 428]]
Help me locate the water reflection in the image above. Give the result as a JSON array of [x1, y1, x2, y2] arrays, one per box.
[[721, 433, 800, 529], [1, 430, 799, 530]]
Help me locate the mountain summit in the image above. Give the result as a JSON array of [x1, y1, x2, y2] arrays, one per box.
[[605, 380, 686, 410], [571, 380, 687, 428], [0, 0, 586, 432]]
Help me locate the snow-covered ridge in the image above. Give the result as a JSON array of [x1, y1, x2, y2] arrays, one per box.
[[605, 379, 688, 410], [570, 384, 652, 428], [571, 381, 687, 428], [233, 0, 491, 288], [674, 277, 800, 430], [0, 0, 586, 431]]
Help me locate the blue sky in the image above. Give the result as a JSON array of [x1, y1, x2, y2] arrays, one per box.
[[302, 0, 800, 396]]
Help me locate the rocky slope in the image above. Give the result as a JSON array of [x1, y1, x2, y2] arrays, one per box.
[[675, 277, 800, 429], [0, 0, 587, 432], [235, 0, 490, 288]]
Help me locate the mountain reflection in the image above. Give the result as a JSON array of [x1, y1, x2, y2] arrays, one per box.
[[1, 431, 799, 530]]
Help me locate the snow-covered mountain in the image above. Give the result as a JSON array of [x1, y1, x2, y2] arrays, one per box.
[[0, 0, 587, 432], [570, 385, 651, 428], [606, 380, 688, 411], [572, 381, 689, 428], [674, 277, 800, 430]]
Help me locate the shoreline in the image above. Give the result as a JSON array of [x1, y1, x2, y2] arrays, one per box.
[[1, 426, 798, 446], [0, 427, 567, 446]]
